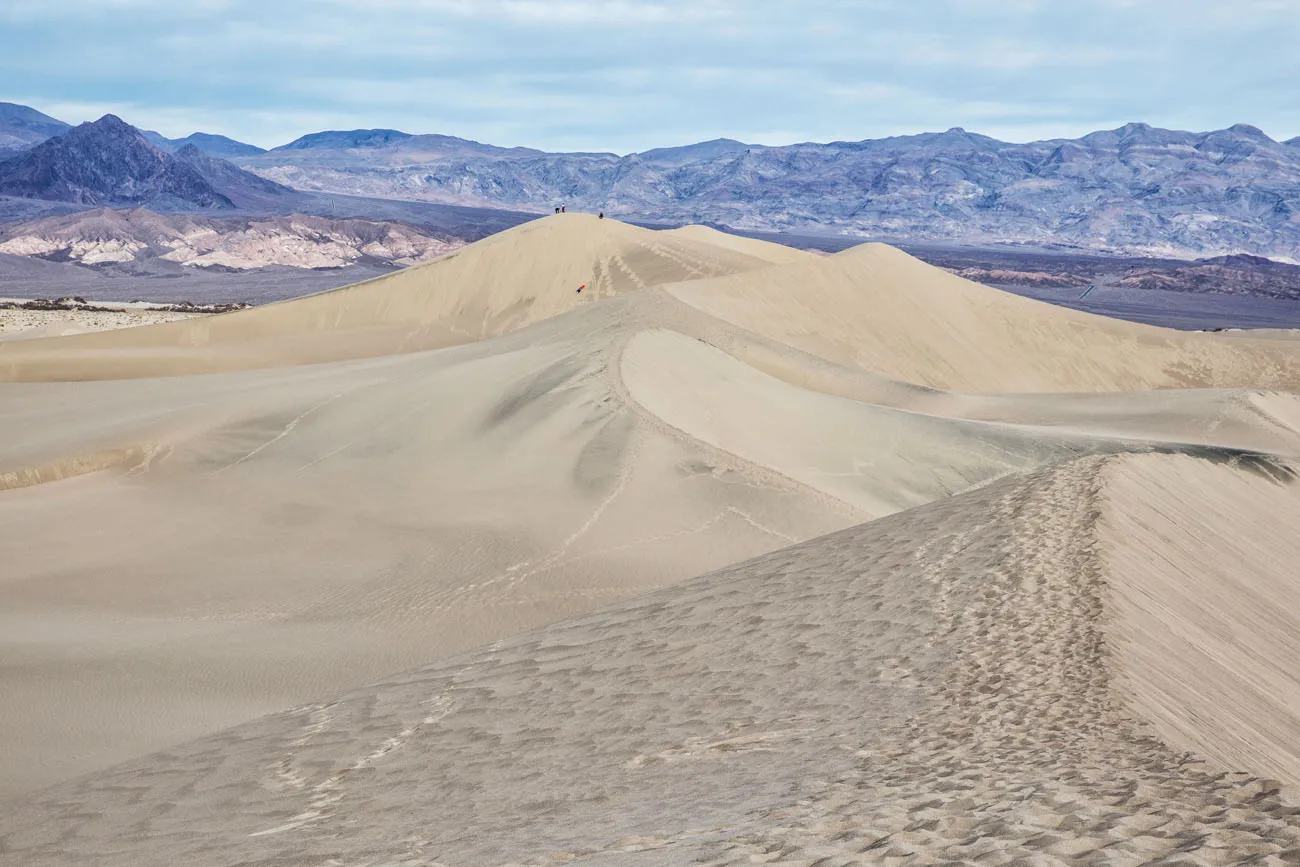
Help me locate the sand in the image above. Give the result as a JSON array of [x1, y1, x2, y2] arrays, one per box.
[[1103, 453, 1300, 789], [0, 216, 788, 380], [666, 241, 1300, 392], [2, 214, 1300, 863], [7, 455, 1300, 866]]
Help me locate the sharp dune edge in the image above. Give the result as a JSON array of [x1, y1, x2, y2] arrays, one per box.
[[2, 215, 1300, 865]]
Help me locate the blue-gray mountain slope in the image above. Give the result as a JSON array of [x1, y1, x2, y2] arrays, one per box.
[[241, 122, 1300, 258]]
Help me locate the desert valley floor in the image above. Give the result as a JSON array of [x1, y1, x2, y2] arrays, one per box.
[[2, 215, 1300, 865]]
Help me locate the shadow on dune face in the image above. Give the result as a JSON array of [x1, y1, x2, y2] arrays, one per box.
[[1139, 443, 1297, 485], [479, 355, 582, 431]]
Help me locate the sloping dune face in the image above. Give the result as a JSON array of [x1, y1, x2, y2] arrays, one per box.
[[660, 224, 815, 265], [3, 211, 1300, 855], [0, 217, 882, 795], [667, 242, 1300, 392], [11, 457, 1300, 866], [0, 306, 857, 796], [1102, 453, 1300, 785], [621, 328, 1086, 516]]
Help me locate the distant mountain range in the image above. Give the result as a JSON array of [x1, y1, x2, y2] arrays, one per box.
[[0, 106, 539, 241], [239, 123, 1300, 259], [6, 101, 1300, 258]]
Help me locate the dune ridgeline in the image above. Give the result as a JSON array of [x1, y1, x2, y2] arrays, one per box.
[[2, 214, 1300, 865]]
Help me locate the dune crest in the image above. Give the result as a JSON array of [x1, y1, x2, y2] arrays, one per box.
[[667, 241, 1300, 392], [0, 214, 781, 380]]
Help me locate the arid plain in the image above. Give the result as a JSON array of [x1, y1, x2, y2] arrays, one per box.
[[2, 214, 1300, 865]]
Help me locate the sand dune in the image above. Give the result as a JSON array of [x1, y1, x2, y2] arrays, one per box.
[[623, 327, 1083, 516], [0, 308, 857, 794], [660, 223, 815, 265], [622, 328, 1300, 514], [2, 215, 1300, 863], [0, 215, 785, 380], [7, 455, 1300, 866], [6, 216, 1298, 390], [668, 241, 1300, 391]]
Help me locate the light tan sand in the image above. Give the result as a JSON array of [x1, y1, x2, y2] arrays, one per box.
[[622, 328, 1080, 516], [1102, 452, 1300, 788], [666, 241, 1300, 392], [7, 456, 1300, 866], [660, 223, 816, 264], [0, 314, 854, 794], [0, 215, 785, 381], [2, 216, 1300, 864], [621, 328, 1300, 514], [4, 217, 1297, 390]]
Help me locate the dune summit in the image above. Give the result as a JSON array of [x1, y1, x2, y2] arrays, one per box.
[[1, 214, 1299, 864], [0, 215, 804, 380]]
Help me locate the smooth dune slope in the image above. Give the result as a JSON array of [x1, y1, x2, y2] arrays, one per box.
[[667, 242, 1300, 392], [0, 221, 902, 795], [1102, 452, 1300, 787], [660, 223, 815, 264], [621, 329, 1300, 514], [0, 301, 859, 796], [622, 328, 1085, 516], [9, 455, 1300, 866]]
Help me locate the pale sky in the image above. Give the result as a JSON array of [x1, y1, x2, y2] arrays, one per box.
[[3, 0, 1299, 152]]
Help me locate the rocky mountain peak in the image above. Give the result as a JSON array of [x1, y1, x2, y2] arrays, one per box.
[[85, 113, 135, 135], [0, 116, 234, 209], [143, 130, 267, 158], [1226, 123, 1274, 143]]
